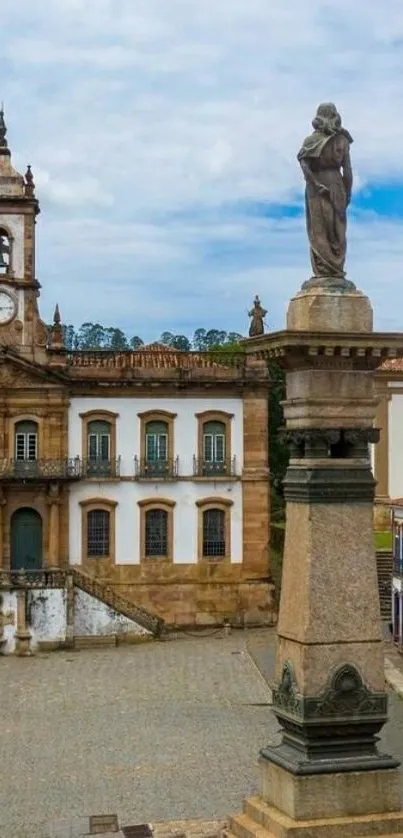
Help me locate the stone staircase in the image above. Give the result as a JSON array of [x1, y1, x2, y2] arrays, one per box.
[[71, 568, 165, 637], [223, 794, 403, 838], [376, 550, 392, 621]]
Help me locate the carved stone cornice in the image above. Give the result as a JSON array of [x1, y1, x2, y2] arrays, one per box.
[[245, 330, 403, 372], [280, 427, 380, 460]]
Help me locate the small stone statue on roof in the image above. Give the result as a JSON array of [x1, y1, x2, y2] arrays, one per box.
[[248, 295, 267, 337]]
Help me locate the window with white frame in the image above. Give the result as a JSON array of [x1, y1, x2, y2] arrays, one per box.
[[15, 421, 38, 461], [203, 420, 226, 473]]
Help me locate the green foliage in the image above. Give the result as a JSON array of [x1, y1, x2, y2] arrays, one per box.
[[129, 335, 144, 349], [375, 530, 393, 550]]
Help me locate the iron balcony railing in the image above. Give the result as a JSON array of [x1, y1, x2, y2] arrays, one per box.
[[134, 456, 179, 479], [193, 456, 237, 478], [81, 457, 121, 478], [0, 458, 82, 481]]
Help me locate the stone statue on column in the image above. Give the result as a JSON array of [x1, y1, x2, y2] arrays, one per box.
[[298, 103, 353, 283]]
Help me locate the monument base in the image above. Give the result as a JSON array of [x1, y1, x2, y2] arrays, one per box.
[[223, 761, 403, 838], [287, 282, 373, 333]]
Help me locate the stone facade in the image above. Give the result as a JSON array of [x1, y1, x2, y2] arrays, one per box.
[[0, 115, 273, 635]]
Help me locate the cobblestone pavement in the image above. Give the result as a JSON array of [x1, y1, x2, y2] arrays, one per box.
[[0, 631, 277, 838]]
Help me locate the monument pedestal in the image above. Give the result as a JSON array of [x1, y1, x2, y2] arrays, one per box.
[[228, 282, 403, 838]]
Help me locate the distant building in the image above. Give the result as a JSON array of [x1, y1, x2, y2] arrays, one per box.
[[0, 113, 272, 651], [374, 360, 403, 529], [391, 500, 403, 647]]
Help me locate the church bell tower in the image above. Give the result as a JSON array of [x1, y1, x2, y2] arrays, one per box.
[[0, 108, 48, 357]]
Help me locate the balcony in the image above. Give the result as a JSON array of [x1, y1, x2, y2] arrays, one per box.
[[81, 458, 121, 479], [0, 569, 68, 588], [0, 458, 82, 482], [193, 456, 237, 478], [134, 457, 179, 480]]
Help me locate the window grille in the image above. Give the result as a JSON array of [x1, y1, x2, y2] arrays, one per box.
[[203, 508, 226, 557], [87, 509, 110, 557], [145, 508, 168, 557]]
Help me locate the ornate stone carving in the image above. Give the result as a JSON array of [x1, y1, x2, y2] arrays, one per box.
[[304, 664, 387, 720], [264, 661, 396, 775], [0, 320, 23, 347], [35, 319, 49, 347], [281, 427, 380, 460], [0, 363, 36, 388]]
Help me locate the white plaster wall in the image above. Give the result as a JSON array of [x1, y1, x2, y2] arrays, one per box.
[[68, 396, 243, 477], [393, 576, 402, 594], [68, 396, 244, 565], [0, 213, 24, 278], [69, 480, 242, 564], [74, 588, 150, 636], [27, 590, 66, 648], [389, 394, 403, 499], [1, 590, 17, 654]]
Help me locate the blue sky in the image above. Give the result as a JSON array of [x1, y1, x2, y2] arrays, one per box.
[[1, 0, 403, 341]]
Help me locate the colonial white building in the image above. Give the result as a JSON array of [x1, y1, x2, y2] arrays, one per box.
[[0, 110, 272, 651]]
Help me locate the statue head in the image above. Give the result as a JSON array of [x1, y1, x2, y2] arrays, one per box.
[[312, 102, 342, 135]]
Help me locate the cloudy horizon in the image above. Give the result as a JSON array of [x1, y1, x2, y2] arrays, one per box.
[[2, 0, 403, 341]]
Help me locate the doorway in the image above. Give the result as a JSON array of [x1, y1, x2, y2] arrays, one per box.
[[10, 507, 43, 572]]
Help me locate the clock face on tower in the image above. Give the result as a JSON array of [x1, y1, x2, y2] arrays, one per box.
[[0, 289, 16, 324]]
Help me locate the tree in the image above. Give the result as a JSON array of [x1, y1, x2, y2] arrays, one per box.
[[104, 328, 128, 350], [204, 329, 227, 348], [171, 335, 191, 351], [130, 335, 144, 349], [192, 328, 207, 350], [160, 331, 175, 346], [62, 324, 76, 350], [225, 331, 243, 345], [75, 323, 106, 349]]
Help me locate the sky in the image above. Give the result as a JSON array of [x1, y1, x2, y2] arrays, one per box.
[[1, 0, 403, 342]]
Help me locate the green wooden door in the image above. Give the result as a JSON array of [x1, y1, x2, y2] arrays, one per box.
[[10, 508, 43, 571]]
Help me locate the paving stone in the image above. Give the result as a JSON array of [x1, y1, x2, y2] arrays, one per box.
[[0, 632, 274, 838], [48, 817, 89, 837]]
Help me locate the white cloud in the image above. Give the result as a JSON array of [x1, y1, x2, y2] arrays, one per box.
[[1, 0, 403, 337]]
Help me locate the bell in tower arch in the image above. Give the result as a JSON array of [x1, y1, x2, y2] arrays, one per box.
[[0, 231, 10, 273]]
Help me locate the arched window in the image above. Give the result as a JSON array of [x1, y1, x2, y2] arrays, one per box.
[[195, 410, 234, 478], [138, 498, 175, 562], [87, 509, 110, 557], [145, 508, 168, 557], [196, 497, 233, 561], [87, 419, 111, 476], [15, 420, 38, 461], [203, 420, 226, 473], [203, 508, 226, 557], [0, 229, 10, 274]]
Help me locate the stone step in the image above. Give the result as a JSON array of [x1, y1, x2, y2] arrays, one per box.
[[227, 798, 403, 838]]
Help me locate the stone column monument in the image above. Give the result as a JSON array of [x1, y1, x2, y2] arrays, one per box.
[[226, 104, 403, 837]]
